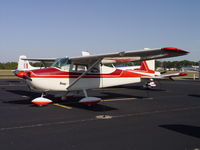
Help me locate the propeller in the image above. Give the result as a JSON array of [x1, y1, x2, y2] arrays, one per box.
[[15, 71, 32, 81]]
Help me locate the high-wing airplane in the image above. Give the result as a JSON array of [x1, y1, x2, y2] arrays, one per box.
[[14, 47, 188, 106]]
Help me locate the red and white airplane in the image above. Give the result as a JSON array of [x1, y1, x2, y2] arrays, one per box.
[[14, 47, 188, 106]]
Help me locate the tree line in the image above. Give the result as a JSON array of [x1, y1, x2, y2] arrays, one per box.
[[156, 60, 199, 69], [0, 62, 18, 70], [0, 60, 199, 70]]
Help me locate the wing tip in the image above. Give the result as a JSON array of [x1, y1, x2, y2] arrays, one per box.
[[179, 72, 188, 76], [162, 47, 189, 54]]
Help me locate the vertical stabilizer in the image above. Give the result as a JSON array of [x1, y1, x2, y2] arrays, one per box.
[[17, 55, 37, 71], [139, 60, 155, 73], [146, 60, 155, 71]]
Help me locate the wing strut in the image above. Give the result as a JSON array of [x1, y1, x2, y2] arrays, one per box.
[[66, 58, 102, 91]]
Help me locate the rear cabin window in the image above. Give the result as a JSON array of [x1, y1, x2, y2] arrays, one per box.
[[72, 64, 100, 73], [72, 64, 88, 72]]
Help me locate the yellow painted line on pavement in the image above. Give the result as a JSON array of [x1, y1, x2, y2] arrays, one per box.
[[53, 103, 72, 109], [52, 98, 138, 109], [102, 97, 137, 102]]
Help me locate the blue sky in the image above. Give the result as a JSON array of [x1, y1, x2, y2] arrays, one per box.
[[0, 0, 199, 62]]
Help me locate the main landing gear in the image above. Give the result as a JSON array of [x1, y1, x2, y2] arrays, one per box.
[[78, 89, 102, 106], [143, 79, 157, 89]]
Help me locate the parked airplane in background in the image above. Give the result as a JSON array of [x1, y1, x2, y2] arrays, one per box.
[[16, 55, 54, 71], [14, 47, 189, 106], [114, 60, 187, 79]]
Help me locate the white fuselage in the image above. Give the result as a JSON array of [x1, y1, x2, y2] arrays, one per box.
[[27, 65, 144, 92]]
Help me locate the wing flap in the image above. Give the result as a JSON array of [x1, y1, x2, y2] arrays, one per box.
[[141, 72, 187, 80]]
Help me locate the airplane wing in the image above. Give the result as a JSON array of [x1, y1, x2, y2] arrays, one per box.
[[21, 58, 56, 62], [70, 47, 188, 64], [20, 47, 188, 64]]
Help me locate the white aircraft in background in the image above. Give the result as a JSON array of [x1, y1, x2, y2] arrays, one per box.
[[16, 55, 54, 71], [14, 47, 188, 106], [113, 60, 187, 79]]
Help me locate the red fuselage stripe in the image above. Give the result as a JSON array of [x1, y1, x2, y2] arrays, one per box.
[[29, 67, 152, 78]]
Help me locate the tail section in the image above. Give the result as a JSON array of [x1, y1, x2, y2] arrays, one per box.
[[17, 55, 37, 71], [138, 60, 155, 73], [82, 51, 90, 56]]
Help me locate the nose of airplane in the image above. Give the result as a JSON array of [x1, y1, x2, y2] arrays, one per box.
[[15, 71, 32, 81], [15, 71, 28, 78]]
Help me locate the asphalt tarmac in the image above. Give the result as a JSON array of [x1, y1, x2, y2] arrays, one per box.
[[0, 79, 200, 150]]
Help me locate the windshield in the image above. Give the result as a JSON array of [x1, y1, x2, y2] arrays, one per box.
[[51, 58, 70, 70]]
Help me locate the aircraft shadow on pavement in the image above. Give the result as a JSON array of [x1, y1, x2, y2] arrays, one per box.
[[8, 80, 24, 83], [6, 89, 144, 99], [4, 88, 153, 110], [61, 101, 117, 112], [52, 97, 117, 112], [6, 90, 41, 98], [3, 90, 40, 105], [188, 94, 200, 98], [3, 91, 117, 111], [110, 85, 166, 92], [100, 91, 145, 99], [3, 99, 32, 105], [159, 124, 200, 139], [128, 86, 166, 92]]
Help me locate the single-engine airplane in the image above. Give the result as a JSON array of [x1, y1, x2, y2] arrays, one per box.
[[14, 47, 188, 106]]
